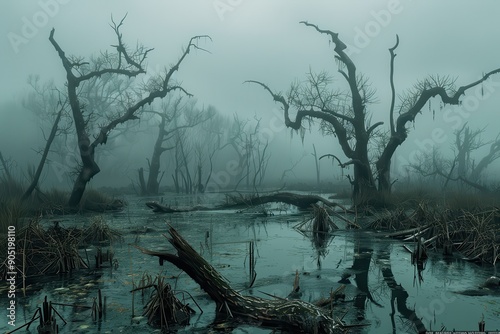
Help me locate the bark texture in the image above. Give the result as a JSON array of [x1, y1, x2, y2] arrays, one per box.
[[136, 227, 343, 333]]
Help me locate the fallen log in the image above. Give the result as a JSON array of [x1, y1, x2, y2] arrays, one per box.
[[145, 192, 344, 213], [384, 224, 431, 239], [145, 201, 209, 213], [135, 226, 344, 333], [220, 192, 339, 210]]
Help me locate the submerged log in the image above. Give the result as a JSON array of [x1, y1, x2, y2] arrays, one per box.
[[136, 226, 343, 333]]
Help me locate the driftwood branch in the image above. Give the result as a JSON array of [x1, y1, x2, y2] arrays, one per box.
[[135, 226, 343, 333]]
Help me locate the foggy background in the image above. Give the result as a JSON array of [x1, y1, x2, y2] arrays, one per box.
[[1, 0, 500, 192]]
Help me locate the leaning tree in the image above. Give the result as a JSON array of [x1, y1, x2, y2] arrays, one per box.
[[49, 16, 210, 207], [248, 21, 500, 204], [21, 76, 71, 201]]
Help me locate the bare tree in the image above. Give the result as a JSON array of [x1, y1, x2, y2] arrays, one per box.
[[409, 148, 454, 190], [21, 76, 72, 200], [229, 116, 270, 190], [280, 153, 307, 183], [248, 21, 500, 205], [173, 126, 193, 193], [138, 98, 213, 195], [21, 106, 64, 201], [195, 109, 232, 192], [49, 16, 210, 207], [453, 123, 486, 179], [410, 126, 500, 193], [469, 133, 500, 182], [0, 151, 11, 181]]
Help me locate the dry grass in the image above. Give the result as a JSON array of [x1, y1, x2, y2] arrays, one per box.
[[132, 274, 196, 330], [81, 216, 123, 245], [369, 195, 500, 265], [438, 209, 500, 264], [80, 189, 125, 212], [0, 177, 29, 231], [0, 215, 124, 284], [0, 219, 87, 284], [40, 188, 69, 213]]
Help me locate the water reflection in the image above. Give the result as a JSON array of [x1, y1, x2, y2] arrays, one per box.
[[1, 194, 499, 334], [376, 246, 427, 333], [350, 244, 383, 323]]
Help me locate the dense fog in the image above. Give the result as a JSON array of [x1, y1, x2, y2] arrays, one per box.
[[2, 0, 500, 193]]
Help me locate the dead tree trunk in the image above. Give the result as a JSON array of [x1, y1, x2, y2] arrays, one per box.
[[136, 227, 342, 333], [49, 19, 210, 207], [175, 132, 192, 193], [138, 168, 147, 195], [469, 137, 500, 182], [0, 151, 12, 181], [22, 108, 63, 201], [247, 22, 500, 205], [145, 116, 166, 195], [172, 169, 180, 193], [312, 144, 320, 188]]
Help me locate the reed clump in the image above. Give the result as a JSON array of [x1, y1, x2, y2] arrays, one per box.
[[81, 215, 123, 245], [132, 274, 197, 330], [367, 192, 500, 265]]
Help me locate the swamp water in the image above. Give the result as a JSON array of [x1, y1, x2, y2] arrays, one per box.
[[1, 193, 499, 333]]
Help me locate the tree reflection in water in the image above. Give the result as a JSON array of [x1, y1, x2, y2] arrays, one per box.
[[350, 245, 383, 321], [376, 246, 427, 334]]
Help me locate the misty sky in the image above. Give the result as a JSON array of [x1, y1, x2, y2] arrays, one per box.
[[2, 1, 500, 187]]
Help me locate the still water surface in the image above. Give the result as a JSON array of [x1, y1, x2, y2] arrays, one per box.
[[2, 193, 499, 333]]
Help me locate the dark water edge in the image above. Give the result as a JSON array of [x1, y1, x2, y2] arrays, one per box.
[[1, 193, 499, 333]]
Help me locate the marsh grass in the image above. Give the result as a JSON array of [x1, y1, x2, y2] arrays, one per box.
[[0, 219, 88, 286], [0, 176, 29, 231], [368, 187, 500, 264], [0, 213, 123, 285], [81, 215, 123, 245], [133, 274, 196, 329], [80, 188, 125, 212], [360, 186, 499, 211], [442, 190, 499, 211], [81, 189, 110, 206], [0, 175, 123, 234], [40, 188, 69, 213]]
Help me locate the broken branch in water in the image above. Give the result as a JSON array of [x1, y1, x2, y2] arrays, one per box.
[[135, 226, 346, 333]]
